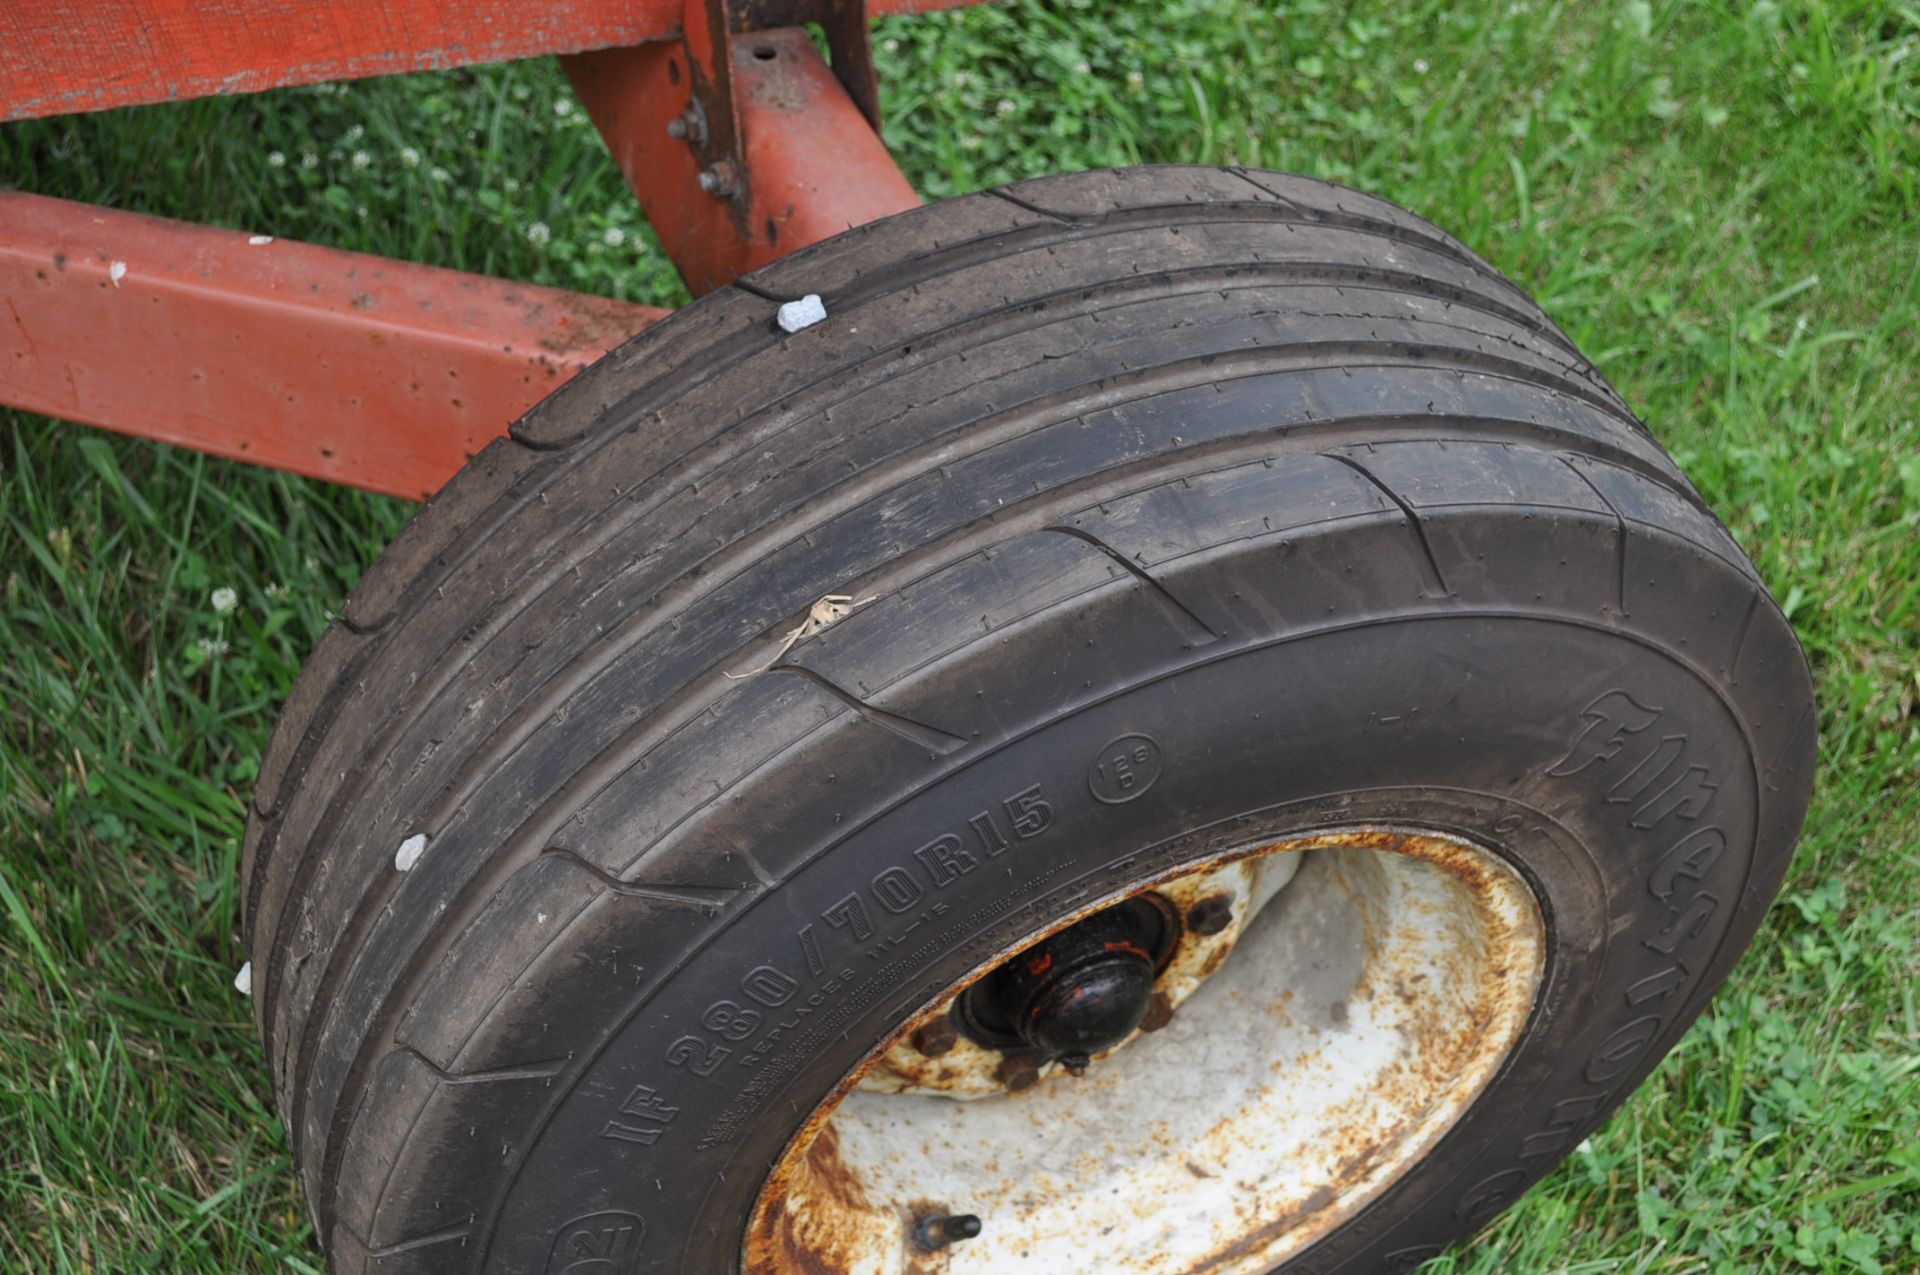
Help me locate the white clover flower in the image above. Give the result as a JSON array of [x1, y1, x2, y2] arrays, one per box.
[[268, 151, 286, 168], [351, 150, 371, 170], [302, 151, 319, 168], [883, 38, 900, 53], [196, 637, 229, 659], [527, 221, 552, 247], [346, 123, 365, 142], [996, 98, 1017, 117], [1414, 58, 1430, 74], [400, 147, 420, 168], [263, 583, 286, 600], [210, 586, 238, 614], [1074, 60, 1091, 75], [554, 98, 575, 117], [504, 177, 520, 192], [431, 165, 451, 183], [1127, 70, 1145, 92], [602, 225, 626, 247]]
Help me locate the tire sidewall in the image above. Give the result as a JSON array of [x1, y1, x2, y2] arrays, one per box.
[[485, 611, 1775, 1274]]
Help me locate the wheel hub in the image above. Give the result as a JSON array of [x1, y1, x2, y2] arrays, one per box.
[[744, 827, 1547, 1275], [859, 855, 1299, 1099], [960, 896, 1171, 1073]]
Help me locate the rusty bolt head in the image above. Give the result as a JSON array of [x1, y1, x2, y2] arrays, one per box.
[[697, 162, 739, 197], [913, 1213, 983, 1251], [667, 102, 707, 144], [1139, 990, 1175, 1034], [911, 1016, 959, 1058], [995, 1053, 1042, 1093], [1187, 893, 1235, 936]]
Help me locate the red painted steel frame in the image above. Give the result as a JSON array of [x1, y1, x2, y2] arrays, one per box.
[[0, 0, 979, 122], [0, 192, 667, 499], [564, 28, 921, 295], [3, 3, 954, 497]]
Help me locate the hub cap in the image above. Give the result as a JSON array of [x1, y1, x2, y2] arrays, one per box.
[[959, 896, 1172, 1073]]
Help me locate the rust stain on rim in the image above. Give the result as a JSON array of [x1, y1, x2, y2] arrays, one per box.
[[744, 826, 1546, 1275]]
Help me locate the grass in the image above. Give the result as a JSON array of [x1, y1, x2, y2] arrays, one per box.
[[2, 0, 1916, 1270]]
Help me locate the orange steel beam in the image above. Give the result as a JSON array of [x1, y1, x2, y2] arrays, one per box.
[[0, 192, 667, 500], [0, 0, 982, 123], [564, 26, 920, 295]]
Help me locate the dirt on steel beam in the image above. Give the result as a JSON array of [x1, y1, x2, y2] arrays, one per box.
[[0, 191, 668, 499]]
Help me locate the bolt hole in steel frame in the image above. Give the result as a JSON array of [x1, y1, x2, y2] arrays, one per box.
[[0, 0, 949, 499]]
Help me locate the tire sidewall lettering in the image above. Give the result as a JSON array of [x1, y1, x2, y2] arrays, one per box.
[[502, 625, 1767, 1274]]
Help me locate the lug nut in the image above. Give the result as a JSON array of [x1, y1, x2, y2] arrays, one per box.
[[914, 1213, 983, 1251], [912, 1016, 959, 1058], [1139, 990, 1175, 1033], [1186, 893, 1234, 936], [995, 1053, 1042, 1092]]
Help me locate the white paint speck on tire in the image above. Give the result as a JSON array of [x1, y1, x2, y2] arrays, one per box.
[[394, 834, 428, 872], [776, 294, 828, 333]]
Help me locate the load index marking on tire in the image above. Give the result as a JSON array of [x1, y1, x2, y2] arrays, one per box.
[[658, 779, 1064, 1104]]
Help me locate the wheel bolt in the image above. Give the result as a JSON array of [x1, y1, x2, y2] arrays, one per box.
[[1139, 990, 1175, 1033], [666, 102, 706, 144], [1186, 893, 1234, 936], [914, 1213, 983, 1250], [912, 1016, 959, 1058], [995, 1053, 1042, 1092], [697, 162, 739, 197]]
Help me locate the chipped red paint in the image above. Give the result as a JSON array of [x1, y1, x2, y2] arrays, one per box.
[[563, 26, 920, 295], [0, 191, 667, 499], [4, 1, 954, 487]]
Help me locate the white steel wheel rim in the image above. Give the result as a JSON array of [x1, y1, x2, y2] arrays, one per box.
[[744, 826, 1547, 1275]]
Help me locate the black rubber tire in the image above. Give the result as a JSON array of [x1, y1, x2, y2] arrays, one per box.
[[242, 166, 1816, 1274]]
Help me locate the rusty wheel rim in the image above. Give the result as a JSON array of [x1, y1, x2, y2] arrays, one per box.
[[744, 826, 1546, 1274]]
